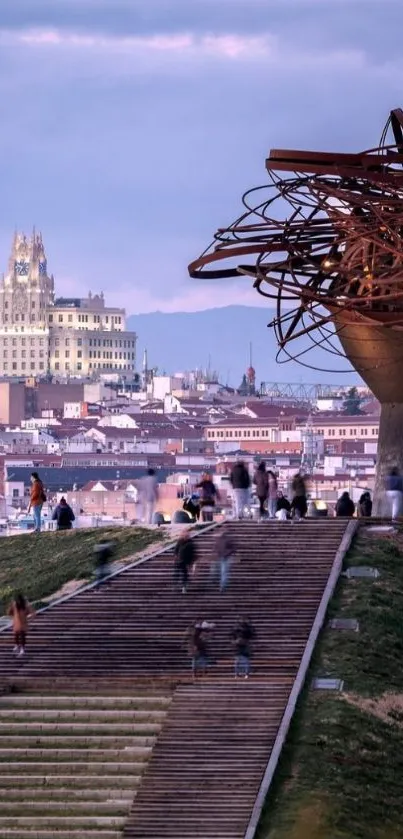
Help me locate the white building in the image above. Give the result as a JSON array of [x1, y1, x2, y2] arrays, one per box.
[[0, 231, 137, 381]]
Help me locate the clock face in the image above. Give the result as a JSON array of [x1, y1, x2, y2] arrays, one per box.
[[15, 260, 29, 276], [39, 260, 47, 276]]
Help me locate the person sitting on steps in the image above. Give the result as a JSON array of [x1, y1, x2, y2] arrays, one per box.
[[52, 497, 75, 531], [335, 491, 355, 518]]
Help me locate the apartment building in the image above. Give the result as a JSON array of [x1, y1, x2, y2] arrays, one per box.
[[0, 231, 137, 380]]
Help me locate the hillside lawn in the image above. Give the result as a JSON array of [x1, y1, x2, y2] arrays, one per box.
[[258, 529, 403, 839], [0, 527, 165, 611]]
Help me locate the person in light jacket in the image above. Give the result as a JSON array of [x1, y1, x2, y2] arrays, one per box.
[[385, 468, 403, 521], [137, 469, 159, 525]]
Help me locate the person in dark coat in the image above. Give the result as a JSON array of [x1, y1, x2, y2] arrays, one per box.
[[276, 492, 292, 518], [173, 530, 197, 594], [230, 460, 251, 519], [291, 473, 308, 520], [52, 497, 75, 531], [93, 539, 115, 587], [183, 494, 200, 521], [184, 620, 215, 680], [195, 474, 219, 522], [211, 525, 237, 592], [253, 462, 269, 518], [358, 491, 372, 518], [335, 491, 355, 518], [231, 616, 256, 679]]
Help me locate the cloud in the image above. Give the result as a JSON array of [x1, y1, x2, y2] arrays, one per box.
[[1, 27, 273, 61]]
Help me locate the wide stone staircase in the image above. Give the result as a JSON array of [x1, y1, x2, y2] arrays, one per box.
[[0, 520, 354, 838], [0, 520, 351, 684], [0, 691, 171, 839], [124, 682, 287, 839]]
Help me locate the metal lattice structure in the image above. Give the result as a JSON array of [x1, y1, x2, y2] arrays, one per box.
[[189, 109, 403, 383]]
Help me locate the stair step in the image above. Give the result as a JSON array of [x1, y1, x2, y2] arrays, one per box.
[[0, 736, 155, 748], [0, 832, 121, 839], [0, 787, 135, 800], [0, 762, 144, 775], [0, 816, 126, 827], [0, 723, 159, 734], [0, 774, 139, 788], [0, 800, 132, 813]]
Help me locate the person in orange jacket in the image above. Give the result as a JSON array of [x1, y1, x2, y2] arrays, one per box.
[[8, 593, 35, 657], [27, 471, 46, 533]]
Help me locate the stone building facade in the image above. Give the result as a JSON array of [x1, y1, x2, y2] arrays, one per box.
[[0, 232, 137, 380]]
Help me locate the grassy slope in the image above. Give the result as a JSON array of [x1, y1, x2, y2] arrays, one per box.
[[0, 527, 165, 608], [257, 529, 403, 839]]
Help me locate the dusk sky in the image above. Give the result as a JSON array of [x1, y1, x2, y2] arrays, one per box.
[[0, 0, 401, 314]]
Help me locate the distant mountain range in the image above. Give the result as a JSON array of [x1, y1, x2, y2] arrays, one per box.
[[127, 306, 361, 389]]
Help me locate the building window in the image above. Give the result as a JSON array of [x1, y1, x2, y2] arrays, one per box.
[[65, 339, 70, 346], [65, 351, 70, 358], [21, 362, 26, 370], [55, 362, 59, 370], [78, 351, 82, 359], [39, 362, 44, 370], [12, 350, 16, 359], [30, 363, 35, 370], [78, 338, 82, 346], [58, 314, 63, 322], [68, 314, 73, 322], [77, 362, 82, 371], [12, 363, 17, 370], [15, 314, 19, 321], [4, 302, 8, 309], [22, 350, 26, 358], [55, 350, 59, 358]]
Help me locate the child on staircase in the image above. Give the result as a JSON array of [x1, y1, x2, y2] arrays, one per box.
[[8, 593, 35, 657]]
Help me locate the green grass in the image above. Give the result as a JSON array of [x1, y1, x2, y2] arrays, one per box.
[[0, 527, 165, 609], [257, 529, 403, 839]]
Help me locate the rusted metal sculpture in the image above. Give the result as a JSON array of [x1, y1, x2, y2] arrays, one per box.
[[189, 109, 403, 508]]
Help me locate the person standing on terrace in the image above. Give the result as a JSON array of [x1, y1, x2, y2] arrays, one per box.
[[27, 471, 46, 533], [230, 459, 251, 520]]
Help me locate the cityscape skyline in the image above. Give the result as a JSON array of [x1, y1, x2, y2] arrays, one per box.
[[0, 0, 401, 315]]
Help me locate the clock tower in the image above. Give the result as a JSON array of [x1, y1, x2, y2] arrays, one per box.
[[0, 230, 54, 377]]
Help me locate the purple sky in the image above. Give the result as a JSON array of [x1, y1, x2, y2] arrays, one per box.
[[0, 0, 401, 313]]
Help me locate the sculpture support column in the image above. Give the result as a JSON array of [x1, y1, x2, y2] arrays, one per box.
[[373, 403, 403, 515]]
